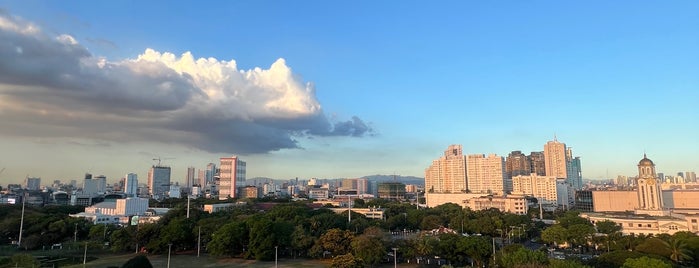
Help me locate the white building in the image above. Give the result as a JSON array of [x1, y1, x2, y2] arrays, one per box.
[[512, 173, 561, 208], [219, 156, 246, 200], [466, 154, 506, 195], [71, 198, 149, 225]]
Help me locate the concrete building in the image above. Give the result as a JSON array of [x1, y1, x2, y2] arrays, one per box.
[[185, 167, 196, 191], [425, 192, 528, 215], [512, 173, 560, 207], [148, 165, 171, 199], [544, 138, 568, 179], [70, 197, 149, 224], [462, 195, 529, 215], [218, 156, 246, 200], [425, 145, 467, 194], [466, 154, 506, 195], [341, 178, 369, 194], [25, 177, 41, 191], [529, 152, 546, 176], [124, 173, 138, 197], [378, 182, 406, 200], [505, 151, 531, 193], [567, 154, 583, 190], [580, 154, 699, 235]]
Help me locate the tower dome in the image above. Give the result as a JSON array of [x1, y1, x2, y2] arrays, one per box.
[[638, 153, 654, 166]]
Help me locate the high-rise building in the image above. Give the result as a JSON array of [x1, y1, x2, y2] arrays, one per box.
[[686, 171, 697, 183], [505, 151, 531, 193], [466, 154, 505, 195], [205, 163, 217, 186], [25, 177, 41, 191], [219, 156, 246, 200], [567, 154, 583, 190], [124, 173, 138, 197], [544, 138, 568, 179], [93, 175, 107, 193], [197, 169, 205, 186], [186, 167, 196, 190], [512, 173, 559, 205], [148, 165, 171, 198], [529, 152, 546, 176], [425, 145, 467, 193]]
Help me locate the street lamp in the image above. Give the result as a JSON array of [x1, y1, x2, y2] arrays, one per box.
[[82, 242, 87, 267], [167, 243, 172, 268], [392, 247, 398, 268], [275, 246, 278, 268]]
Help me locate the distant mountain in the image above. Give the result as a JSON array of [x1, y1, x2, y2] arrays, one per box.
[[360, 174, 424, 185]]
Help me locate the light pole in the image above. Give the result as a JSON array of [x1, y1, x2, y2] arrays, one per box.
[[167, 243, 172, 268], [82, 242, 87, 267], [392, 247, 398, 268], [197, 226, 201, 258], [275, 246, 278, 268], [74, 223, 78, 243]]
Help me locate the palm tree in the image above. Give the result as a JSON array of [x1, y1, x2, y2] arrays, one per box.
[[665, 238, 693, 263]]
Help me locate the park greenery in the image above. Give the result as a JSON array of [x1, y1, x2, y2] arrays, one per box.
[[1, 197, 699, 267]]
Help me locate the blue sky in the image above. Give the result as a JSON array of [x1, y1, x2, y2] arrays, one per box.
[[0, 1, 697, 185]]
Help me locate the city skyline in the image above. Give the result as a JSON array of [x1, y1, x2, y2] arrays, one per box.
[[0, 1, 697, 184]]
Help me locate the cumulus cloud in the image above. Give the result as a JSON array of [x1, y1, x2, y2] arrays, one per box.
[[0, 11, 374, 154]]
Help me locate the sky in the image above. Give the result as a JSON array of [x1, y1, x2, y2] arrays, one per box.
[[0, 1, 697, 185]]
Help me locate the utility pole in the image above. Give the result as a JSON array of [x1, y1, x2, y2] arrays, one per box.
[[18, 193, 26, 248], [197, 226, 201, 257], [82, 242, 87, 267], [186, 195, 190, 219]]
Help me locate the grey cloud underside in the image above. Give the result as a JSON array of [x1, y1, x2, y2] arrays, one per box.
[[0, 11, 375, 155]]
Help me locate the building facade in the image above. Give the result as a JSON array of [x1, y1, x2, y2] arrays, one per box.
[[148, 165, 171, 199], [124, 173, 138, 197], [466, 154, 505, 195], [425, 145, 467, 193], [505, 151, 531, 193], [544, 138, 568, 179], [512, 173, 559, 206], [218, 156, 246, 200]]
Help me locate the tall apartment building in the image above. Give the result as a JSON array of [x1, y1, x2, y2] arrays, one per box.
[[219, 156, 246, 200], [148, 165, 171, 198], [505, 151, 531, 193], [466, 154, 506, 195], [185, 167, 196, 191], [124, 173, 138, 197], [25, 177, 41, 191], [529, 152, 546, 176], [686, 171, 697, 183], [205, 163, 217, 186], [425, 145, 467, 193], [544, 138, 568, 179], [512, 173, 559, 205], [341, 178, 369, 194]]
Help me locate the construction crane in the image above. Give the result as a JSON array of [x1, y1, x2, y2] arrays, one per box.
[[0, 168, 5, 176], [152, 157, 175, 166]]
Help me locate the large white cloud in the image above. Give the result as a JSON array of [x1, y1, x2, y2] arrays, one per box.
[[0, 10, 373, 154]]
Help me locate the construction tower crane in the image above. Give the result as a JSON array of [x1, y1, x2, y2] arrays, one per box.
[[152, 157, 175, 166]]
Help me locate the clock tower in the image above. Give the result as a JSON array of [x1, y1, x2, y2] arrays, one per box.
[[635, 154, 665, 215]]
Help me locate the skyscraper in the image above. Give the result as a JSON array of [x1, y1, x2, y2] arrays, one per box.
[[544, 138, 568, 179], [466, 154, 505, 195], [205, 163, 216, 186], [425, 145, 467, 193], [25, 177, 41, 191], [505, 151, 531, 193], [218, 156, 246, 200], [186, 167, 196, 190], [567, 153, 583, 190], [124, 173, 138, 197], [529, 152, 546, 176], [148, 165, 171, 198]]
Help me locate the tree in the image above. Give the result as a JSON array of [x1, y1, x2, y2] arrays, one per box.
[[549, 259, 591, 268], [636, 237, 671, 257], [458, 235, 492, 267], [10, 254, 40, 268], [121, 255, 153, 268], [557, 211, 591, 228], [622, 256, 671, 268], [351, 234, 385, 267], [310, 228, 354, 258], [665, 238, 693, 263], [329, 253, 364, 268], [541, 225, 567, 246], [567, 224, 594, 247], [207, 221, 248, 257], [247, 216, 276, 260], [595, 220, 621, 235], [500, 247, 548, 268]]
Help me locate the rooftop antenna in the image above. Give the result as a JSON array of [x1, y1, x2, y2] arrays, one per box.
[[553, 133, 557, 142]]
